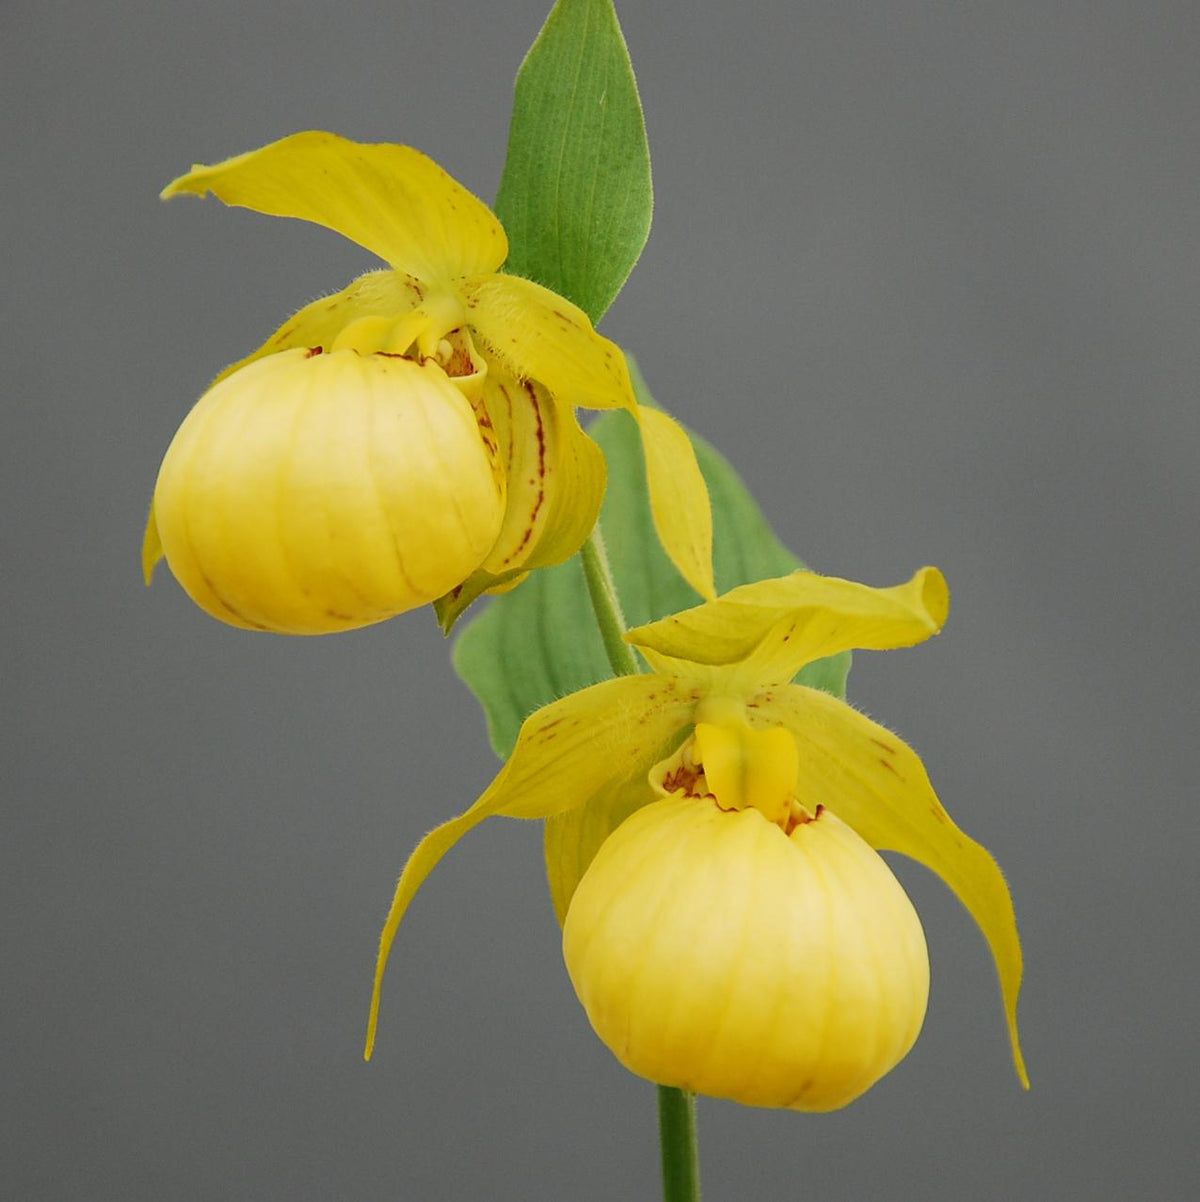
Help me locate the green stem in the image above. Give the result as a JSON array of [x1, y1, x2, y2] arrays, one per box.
[[580, 528, 639, 678], [579, 525, 702, 1201], [658, 1086, 700, 1202]]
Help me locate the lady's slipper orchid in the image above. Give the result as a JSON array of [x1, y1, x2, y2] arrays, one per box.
[[143, 131, 713, 634], [364, 567, 1027, 1109]]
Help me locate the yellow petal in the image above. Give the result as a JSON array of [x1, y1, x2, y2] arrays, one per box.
[[162, 131, 507, 284], [460, 273, 636, 411], [632, 406, 716, 600], [626, 567, 948, 688], [209, 270, 425, 386], [142, 503, 163, 584], [365, 674, 697, 1058], [755, 684, 1028, 1087], [435, 371, 607, 630]]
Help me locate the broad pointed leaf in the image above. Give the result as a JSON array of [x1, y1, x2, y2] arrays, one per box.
[[495, 0, 652, 323]]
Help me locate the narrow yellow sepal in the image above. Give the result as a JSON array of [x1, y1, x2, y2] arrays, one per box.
[[626, 567, 949, 687], [365, 674, 697, 1058], [631, 406, 716, 601], [141, 504, 163, 585], [460, 273, 637, 412], [756, 684, 1029, 1087], [162, 131, 507, 284]]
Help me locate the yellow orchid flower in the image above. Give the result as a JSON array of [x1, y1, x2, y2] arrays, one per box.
[[364, 566, 1027, 1111], [143, 131, 713, 634]]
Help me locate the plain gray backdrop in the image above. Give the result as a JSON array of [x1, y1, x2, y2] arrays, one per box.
[[5, 1, 1197, 1198]]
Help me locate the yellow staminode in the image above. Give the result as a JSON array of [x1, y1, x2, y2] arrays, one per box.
[[364, 565, 1028, 1109], [145, 131, 714, 634]]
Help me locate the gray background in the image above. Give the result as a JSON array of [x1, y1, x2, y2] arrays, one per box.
[[5, 0, 1197, 1198]]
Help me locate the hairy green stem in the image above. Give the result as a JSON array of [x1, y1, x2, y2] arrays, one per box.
[[579, 525, 701, 1201], [580, 528, 639, 678]]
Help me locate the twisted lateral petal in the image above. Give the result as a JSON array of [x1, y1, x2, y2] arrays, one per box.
[[162, 131, 507, 284], [462, 273, 715, 599], [755, 684, 1028, 1087], [209, 270, 425, 386], [460, 273, 636, 411], [631, 406, 716, 600], [626, 567, 948, 686], [152, 349, 504, 634], [365, 674, 698, 1058], [435, 369, 608, 631]]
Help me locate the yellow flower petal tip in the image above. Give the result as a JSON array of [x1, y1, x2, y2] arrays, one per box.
[[159, 173, 201, 202], [141, 504, 163, 585], [915, 564, 950, 631], [564, 798, 929, 1111], [151, 348, 504, 634]]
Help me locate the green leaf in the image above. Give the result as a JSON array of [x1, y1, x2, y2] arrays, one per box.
[[495, 0, 652, 323], [453, 371, 851, 760]]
